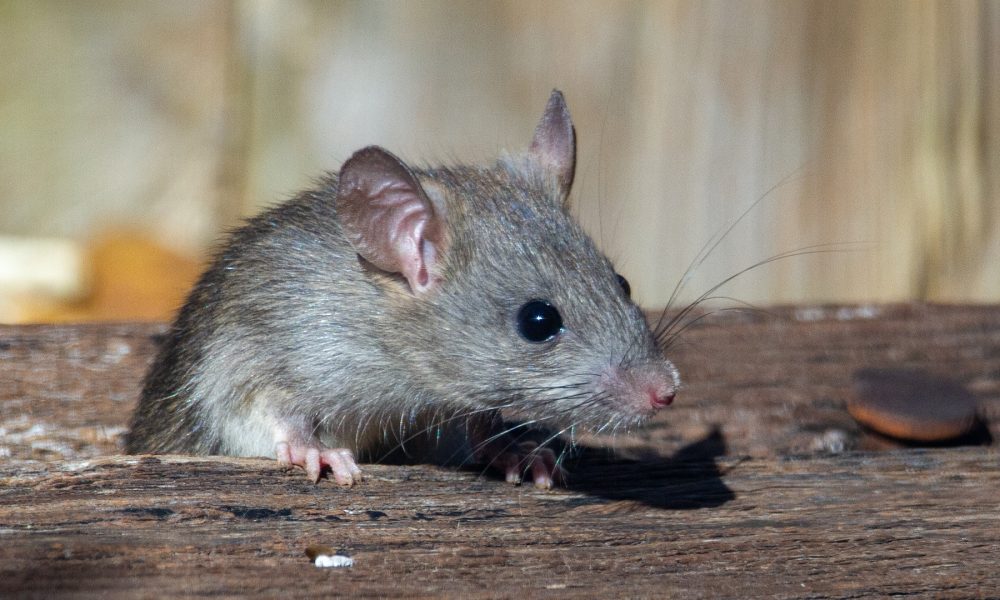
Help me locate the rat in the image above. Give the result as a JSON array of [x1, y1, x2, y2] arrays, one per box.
[[124, 90, 680, 488]]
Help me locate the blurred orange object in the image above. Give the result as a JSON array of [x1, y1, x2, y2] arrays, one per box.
[[21, 231, 203, 323]]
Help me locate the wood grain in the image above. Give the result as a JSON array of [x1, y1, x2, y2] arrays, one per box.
[[2, 451, 997, 598], [2, 304, 999, 596]]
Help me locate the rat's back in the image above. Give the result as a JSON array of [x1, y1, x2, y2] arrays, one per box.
[[124, 184, 383, 456]]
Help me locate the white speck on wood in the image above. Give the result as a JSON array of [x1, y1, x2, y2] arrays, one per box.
[[314, 555, 354, 568]]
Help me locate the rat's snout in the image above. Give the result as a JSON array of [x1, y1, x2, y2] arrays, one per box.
[[599, 359, 680, 421], [648, 387, 675, 409]]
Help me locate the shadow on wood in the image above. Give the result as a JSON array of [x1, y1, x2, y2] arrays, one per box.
[[561, 428, 735, 510]]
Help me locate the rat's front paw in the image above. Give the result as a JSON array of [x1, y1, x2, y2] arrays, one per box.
[[485, 441, 566, 490], [275, 441, 363, 486]]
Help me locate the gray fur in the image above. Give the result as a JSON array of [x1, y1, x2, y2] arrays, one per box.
[[125, 102, 678, 465]]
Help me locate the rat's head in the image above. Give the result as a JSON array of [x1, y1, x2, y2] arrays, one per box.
[[335, 90, 679, 432]]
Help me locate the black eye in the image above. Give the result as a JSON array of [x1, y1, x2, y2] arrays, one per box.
[[616, 273, 631, 298], [517, 300, 564, 343]]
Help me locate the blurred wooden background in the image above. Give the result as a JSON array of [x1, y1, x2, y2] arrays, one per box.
[[1, 0, 998, 322]]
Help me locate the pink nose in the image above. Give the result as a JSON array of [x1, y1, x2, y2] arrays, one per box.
[[649, 389, 675, 408]]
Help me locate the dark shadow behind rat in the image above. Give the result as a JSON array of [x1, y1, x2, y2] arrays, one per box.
[[125, 90, 680, 488]]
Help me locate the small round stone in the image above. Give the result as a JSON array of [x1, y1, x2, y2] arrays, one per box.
[[847, 368, 979, 442]]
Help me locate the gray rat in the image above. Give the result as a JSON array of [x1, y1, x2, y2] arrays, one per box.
[[125, 90, 679, 488]]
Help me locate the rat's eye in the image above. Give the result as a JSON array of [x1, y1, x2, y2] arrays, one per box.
[[517, 300, 564, 343], [616, 273, 631, 298]]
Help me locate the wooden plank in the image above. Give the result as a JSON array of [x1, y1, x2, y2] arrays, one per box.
[[0, 322, 163, 461], [2, 304, 999, 596], [1, 450, 997, 598]]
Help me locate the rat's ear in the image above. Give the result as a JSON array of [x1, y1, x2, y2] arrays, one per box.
[[528, 89, 576, 197], [336, 146, 445, 295]]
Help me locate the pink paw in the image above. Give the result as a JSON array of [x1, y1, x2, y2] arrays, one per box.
[[486, 441, 566, 490], [275, 441, 362, 486]]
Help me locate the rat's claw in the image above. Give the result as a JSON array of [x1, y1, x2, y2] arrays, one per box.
[[304, 447, 323, 483], [321, 448, 363, 486], [274, 441, 362, 486], [531, 457, 554, 489], [466, 416, 567, 489], [276, 441, 294, 466], [504, 464, 523, 485], [491, 442, 565, 489], [524, 443, 566, 489]]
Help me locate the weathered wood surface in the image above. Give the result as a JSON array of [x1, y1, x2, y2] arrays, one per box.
[[2, 450, 998, 598], [2, 304, 1000, 597]]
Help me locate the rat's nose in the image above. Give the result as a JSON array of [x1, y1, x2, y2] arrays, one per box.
[[649, 388, 675, 408]]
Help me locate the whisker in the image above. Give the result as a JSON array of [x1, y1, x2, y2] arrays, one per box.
[[655, 241, 871, 344], [372, 403, 522, 464], [653, 296, 777, 347], [653, 167, 810, 337]]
